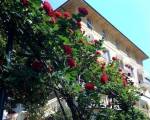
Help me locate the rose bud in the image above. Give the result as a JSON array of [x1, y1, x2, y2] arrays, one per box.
[[85, 82, 95, 90], [100, 73, 108, 84]]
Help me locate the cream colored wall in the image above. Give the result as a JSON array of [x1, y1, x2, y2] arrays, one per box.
[[81, 21, 143, 85], [60, 0, 145, 84]]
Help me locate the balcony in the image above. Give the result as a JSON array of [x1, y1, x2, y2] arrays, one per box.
[[136, 107, 150, 118], [138, 95, 150, 118], [139, 77, 150, 91]]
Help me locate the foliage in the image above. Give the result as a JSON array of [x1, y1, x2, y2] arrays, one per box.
[[0, 0, 149, 120], [47, 108, 72, 120]]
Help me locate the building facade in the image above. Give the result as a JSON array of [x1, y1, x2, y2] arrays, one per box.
[[139, 71, 150, 117]]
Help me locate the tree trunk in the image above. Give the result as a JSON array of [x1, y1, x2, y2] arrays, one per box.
[[54, 90, 68, 120], [65, 96, 85, 120]]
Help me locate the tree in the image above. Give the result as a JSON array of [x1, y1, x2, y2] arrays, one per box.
[[0, 0, 149, 120]]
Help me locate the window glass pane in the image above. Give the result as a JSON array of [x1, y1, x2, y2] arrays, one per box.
[[87, 18, 92, 29], [100, 30, 106, 39], [102, 50, 110, 63], [119, 60, 124, 69], [138, 73, 143, 83], [115, 41, 120, 49]]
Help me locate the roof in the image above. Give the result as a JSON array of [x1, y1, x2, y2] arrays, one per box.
[[56, 0, 149, 60]]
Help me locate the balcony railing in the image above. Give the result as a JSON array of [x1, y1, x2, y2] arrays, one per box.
[[139, 78, 150, 91], [137, 107, 150, 118]]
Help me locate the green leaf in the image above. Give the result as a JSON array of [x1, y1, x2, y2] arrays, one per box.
[[58, 35, 70, 44]]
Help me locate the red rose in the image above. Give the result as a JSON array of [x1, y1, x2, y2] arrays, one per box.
[[48, 11, 54, 17], [42, 1, 53, 15], [112, 57, 117, 61], [101, 63, 106, 70], [20, 0, 29, 6], [96, 50, 102, 55], [85, 82, 95, 90], [78, 7, 88, 16], [101, 62, 106, 67], [77, 22, 81, 28], [55, 11, 62, 18], [76, 18, 81, 22], [100, 73, 108, 84], [31, 60, 43, 71], [63, 12, 71, 19], [67, 58, 76, 68], [91, 39, 98, 44], [63, 45, 72, 55]]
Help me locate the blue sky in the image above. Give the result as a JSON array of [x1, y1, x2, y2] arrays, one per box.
[[49, 0, 150, 73]]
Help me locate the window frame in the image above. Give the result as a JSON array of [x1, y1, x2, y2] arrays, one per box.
[[102, 50, 110, 63]]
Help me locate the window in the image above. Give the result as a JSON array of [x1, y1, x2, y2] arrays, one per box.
[[100, 30, 106, 40], [102, 50, 110, 63], [130, 68, 134, 77], [137, 59, 142, 65], [87, 18, 93, 30], [125, 64, 134, 77], [115, 41, 120, 49], [138, 73, 143, 84], [126, 48, 130, 57], [119, 60, 124, 69]]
